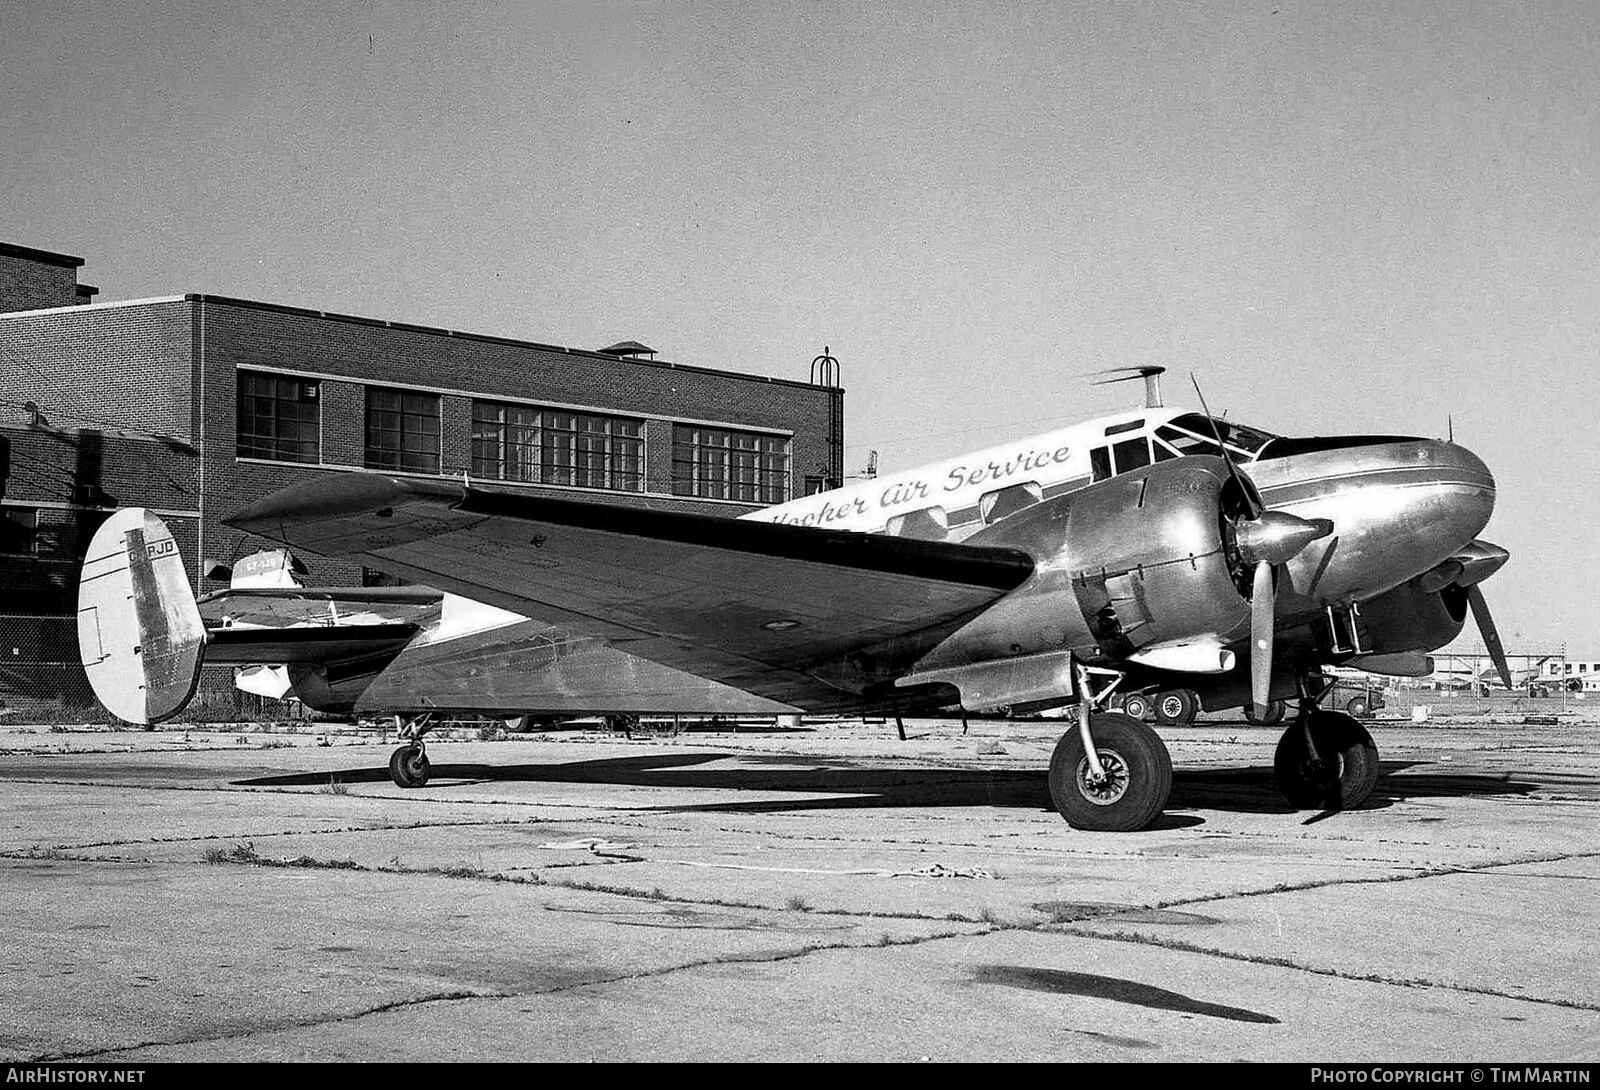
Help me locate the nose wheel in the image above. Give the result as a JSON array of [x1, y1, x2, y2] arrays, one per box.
[[1273, 707, 1379, 810]]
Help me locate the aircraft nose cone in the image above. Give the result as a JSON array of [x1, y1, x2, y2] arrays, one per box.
[[1408, 439, 1497, 551], [1435, 441, 1495, 495]]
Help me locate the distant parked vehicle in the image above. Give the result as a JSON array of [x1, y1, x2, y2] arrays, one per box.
[[1332, 682, 1387, 719]]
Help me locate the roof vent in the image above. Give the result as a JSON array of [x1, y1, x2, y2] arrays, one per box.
[[597, 340, 656, 360]]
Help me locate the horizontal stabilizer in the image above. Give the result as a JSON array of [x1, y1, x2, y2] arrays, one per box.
[[206, 623, 418, 663], [77, 509, 206, 725]]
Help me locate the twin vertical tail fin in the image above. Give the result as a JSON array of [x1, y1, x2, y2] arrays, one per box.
[[76, 509, 206, 725]]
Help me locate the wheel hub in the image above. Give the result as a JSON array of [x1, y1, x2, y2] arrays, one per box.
[[1076, 749, 1130, 806]]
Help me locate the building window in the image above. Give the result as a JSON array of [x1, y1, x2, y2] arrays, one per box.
[[0, 507, 39, 555], [470, 402, 643, 491], [237, 372, 320, 463], [365, 388, 440, 473], [671, 425, 789, 504], [0, 507, 107, 561]]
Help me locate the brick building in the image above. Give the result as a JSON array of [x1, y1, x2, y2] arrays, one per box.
[[0, 243, 845, 711]]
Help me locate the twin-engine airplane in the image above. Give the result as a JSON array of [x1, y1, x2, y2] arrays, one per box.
[[77, 369, 1508, 831]]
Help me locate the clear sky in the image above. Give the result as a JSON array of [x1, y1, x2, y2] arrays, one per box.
[[4, 1, 1596, 656]]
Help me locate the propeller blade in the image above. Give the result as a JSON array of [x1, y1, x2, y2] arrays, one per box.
[[1189, 375, 1261, 519], [1467, 585, 1512, 690], [1250, 559, 1275, 716]]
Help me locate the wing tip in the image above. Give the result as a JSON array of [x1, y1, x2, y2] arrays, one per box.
[[225, 474, 464, 533]]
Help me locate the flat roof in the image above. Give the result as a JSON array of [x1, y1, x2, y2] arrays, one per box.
[[186, 293, 840, 394], [0, 242, 86, 269], [0, 291, 845, 394]]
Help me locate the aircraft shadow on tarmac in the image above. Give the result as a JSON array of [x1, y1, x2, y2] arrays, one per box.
[[236, 753, 1541, 824]]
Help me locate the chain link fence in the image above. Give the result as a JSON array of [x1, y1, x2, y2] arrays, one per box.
[[0, 612, 301, 725]]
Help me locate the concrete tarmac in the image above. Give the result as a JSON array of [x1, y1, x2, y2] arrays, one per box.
[[0, 714, 1595, 1063]]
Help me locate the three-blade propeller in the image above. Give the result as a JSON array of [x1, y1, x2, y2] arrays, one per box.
[[1190, 377, 1334, 717]]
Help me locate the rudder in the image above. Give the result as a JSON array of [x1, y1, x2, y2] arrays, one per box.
[[76, 509, 206, 724]]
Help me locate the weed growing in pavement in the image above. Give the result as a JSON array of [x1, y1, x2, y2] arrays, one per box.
[[320, 776, 350, 795], [203, 841, 259, 864], [785, 895, 812, 912]]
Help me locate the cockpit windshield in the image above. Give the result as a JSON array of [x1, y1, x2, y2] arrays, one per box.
[[1158, 412, 1280, 461]]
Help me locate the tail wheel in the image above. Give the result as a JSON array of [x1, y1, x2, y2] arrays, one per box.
[[1155, 688, 1200, 726], [388, 745, 431, 788], [1120, 692, 1153, 721], [1273, 710, 1379, 810], [1245, 700, 1286, 725], [1345, 696, 1371, 718], [1048, 712, 1173, 832]]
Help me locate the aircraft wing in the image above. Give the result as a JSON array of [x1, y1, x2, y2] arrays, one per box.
[[224, 475, 1035, 711]]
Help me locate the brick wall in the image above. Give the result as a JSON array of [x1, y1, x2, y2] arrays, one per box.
[[0, 300, 196, 440], [193, 296, 843, 588], [0, 248, 83, 313]]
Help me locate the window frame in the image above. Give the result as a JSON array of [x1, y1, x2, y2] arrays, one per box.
[[364, 387, 442, 474], [470, 400, 644, 492], [670, 424, 791, 504], [236, 371, 321, 464]]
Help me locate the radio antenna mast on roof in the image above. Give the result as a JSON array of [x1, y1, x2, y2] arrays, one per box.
[[1089, 365, 1165, 409]]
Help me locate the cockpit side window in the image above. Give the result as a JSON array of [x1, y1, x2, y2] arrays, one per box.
[[1156, 426, 1221, 458], [1162, 414, 1278, 459], [1112, 437, 1151, 474]]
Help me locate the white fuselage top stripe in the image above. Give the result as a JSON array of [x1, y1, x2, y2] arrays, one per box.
[[745, 406, 1191, 539]]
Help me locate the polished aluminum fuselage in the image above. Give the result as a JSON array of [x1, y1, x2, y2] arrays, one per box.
[[1248, 439, 1495, 616]]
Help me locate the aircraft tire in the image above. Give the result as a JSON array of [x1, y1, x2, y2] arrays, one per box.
[[1273, 711, 1379, 810], [1155, 689, 1199, 727], [389, 745, 431, 788], [1245, 700, 1286, 726], [1119, 693, 1153, 721], [1345, 696, 1371, 719], [1048, 712, 1172, 832]]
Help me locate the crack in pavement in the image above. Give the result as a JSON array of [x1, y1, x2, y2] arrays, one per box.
[[39, 924, 980, 1063], [1058, 927, 1600, 1013], [1153, 848, 1600, 909]]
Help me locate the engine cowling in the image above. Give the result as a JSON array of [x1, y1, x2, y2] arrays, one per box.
[[913, 457, 1252, 678]]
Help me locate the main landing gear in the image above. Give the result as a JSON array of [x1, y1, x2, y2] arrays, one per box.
[[1271, 677, 1380, 811], [1047, 664, 1172, 832], [387, 713, 437, 788]]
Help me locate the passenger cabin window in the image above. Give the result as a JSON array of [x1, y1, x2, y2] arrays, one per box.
[[886, 506, 949, 541], [980, 482, 1043, 525], [1090, 447, 1113, 482]]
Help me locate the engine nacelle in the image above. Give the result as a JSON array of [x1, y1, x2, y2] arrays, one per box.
[[909, 458, 1250, 691], [1356, 581, 1469, 656]]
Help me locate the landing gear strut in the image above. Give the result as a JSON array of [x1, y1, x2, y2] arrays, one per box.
[[387, 713, 436, 788], [1272, 677, 1379, 810], [1047, 664, 1172, 832]]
